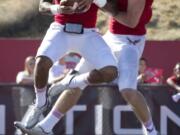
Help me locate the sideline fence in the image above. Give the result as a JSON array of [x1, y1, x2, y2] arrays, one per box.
[[0, 84, 180, 135]]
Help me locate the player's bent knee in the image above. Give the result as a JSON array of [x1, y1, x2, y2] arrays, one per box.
[[101, 66, 118, 82], [87, 66, 118, 84], [87, 69, 103, 83], [34, 56, 53, 88], [36, 56, 53, 71]]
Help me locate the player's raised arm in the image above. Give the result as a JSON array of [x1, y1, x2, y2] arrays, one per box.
[[39, 0, 54, 15], [100, 0, 146, 28]]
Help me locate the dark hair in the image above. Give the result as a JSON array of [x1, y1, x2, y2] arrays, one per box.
[[140, 57, 148, 64]]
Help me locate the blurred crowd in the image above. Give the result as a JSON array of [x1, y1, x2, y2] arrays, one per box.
[[16, 54, 180, 117], [16, 52, 81, 86], [137, 57, 164, 84], [137, 57, 180, 103]]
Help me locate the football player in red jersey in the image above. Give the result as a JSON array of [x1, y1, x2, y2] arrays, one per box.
[[104, 1, 158, 135], [74, 0, 158, 134], [66, 0, 158, 134], [14, 0, 158, 135], [14, 0, 118, 134]]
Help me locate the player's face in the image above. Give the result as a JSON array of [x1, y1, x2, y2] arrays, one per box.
[[139, 60, 147, 73], [27, 59, 35, 72]]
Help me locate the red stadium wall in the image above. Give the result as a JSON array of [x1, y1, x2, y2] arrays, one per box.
[[143, 41, 180, 82], [0, 39, 40, 83], [0, 39, 179, 83]]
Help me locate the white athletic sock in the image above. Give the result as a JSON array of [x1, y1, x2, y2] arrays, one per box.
[[35, 86, 47, 107], [172, 93, 180, 102], [175, 93, 180, 101], [68, 72, 90, 89], [143, 119, 155, 133], [38, 109, 63, 133]]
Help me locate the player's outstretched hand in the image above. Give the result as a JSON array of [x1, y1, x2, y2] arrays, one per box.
[[76, 0, 93, 13], [60, 0, 79, 14], [60, 0, 92, 14]]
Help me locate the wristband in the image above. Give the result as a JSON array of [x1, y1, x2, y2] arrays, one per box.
[[50, 5, 60, 15], [93, 0, 107, 8]]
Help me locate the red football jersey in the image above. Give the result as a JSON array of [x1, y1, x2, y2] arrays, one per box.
[[54, 0, 98, 28], [144, 68, 163, 83], [109, 0, 153, 35], [168, 75, 180, 85]]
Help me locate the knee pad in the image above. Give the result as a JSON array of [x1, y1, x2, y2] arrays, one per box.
[[118, 68, 138, 90]]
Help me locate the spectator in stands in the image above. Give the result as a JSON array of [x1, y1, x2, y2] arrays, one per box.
[[138, 57, 148, 83], [138, 57, 163, 84], [16, 56, 35, 84], [167, 62, 180, 102], [16, 56, 35, 116]]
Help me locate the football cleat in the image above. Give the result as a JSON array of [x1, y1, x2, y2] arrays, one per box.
[[14, 121, 53, 135], [24, 103, 48, 129]]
